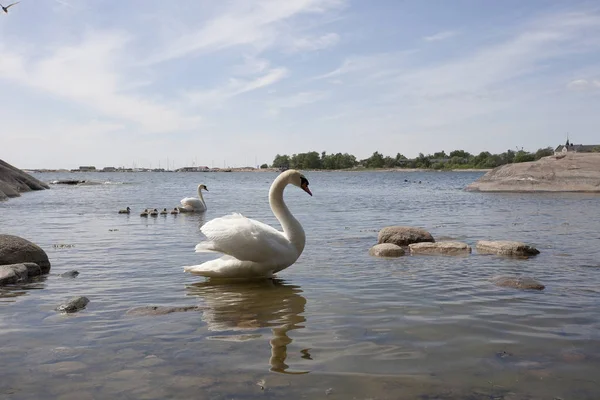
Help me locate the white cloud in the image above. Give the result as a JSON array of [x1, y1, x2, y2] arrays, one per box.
[[186, 68, 289, 107], [147, 0, 345, 64], [423, 30, 458, 42], [286, 32, 340, 52], [567, 78, 600, 91], [232, 55, 271, 76], [267, 91, 329, 115], [0, 33, 201, 133]]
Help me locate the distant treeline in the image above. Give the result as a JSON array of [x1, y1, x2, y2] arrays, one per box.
[[262, 147, 568, 170]]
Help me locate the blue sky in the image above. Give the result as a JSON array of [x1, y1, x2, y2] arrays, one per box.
[[1, 0, 599, 169]]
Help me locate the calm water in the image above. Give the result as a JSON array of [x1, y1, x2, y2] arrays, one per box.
[[1, 171, 599, 399]]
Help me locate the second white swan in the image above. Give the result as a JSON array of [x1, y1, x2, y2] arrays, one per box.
[[179, 184, 208, 213], [183, 170, 312, 279]]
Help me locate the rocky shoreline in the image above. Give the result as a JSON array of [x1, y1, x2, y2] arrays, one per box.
[[465, 152, 600, 192], [0, 159, 49, 200]]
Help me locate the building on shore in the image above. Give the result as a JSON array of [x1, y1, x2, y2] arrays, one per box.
[[555, 139, 600, 155]]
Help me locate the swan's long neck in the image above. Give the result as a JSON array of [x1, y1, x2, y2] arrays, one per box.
[[197, 186, 206, 207], [269, 175, 305, 255]]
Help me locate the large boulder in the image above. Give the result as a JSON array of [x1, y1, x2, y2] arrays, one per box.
[[0, 234, 51, 274], [369, 243, 405, 257], [466, 152, 600, 192], [0, 159, 49, 200], [476, 240, 539, 257], [409, 241, 472, 256], [377, 226, 435, 246]]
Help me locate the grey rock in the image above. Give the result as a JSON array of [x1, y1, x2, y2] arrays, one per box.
[[56, 296, 90, 313], [0, 234, 51, 273], [409, 241, 472, 255], [0, 159, 49, 200], [0, 262, 43, 285], [377, 226, 435, 246], [60, 270, 80, 278], [491, 276, 545, 290], [369, 243, 405, 257], [125, 305, 202, 316], [466, 152, 600, 192], [476, 240, 540, 256]]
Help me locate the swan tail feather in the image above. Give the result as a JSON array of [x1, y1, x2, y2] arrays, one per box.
[[194, 241, 219, 253]]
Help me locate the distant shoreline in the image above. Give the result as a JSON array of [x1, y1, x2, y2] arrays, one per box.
[[26, 167, 491, 173]]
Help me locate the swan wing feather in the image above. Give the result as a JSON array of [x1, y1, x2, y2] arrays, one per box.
[[197, 213, 295, 263]]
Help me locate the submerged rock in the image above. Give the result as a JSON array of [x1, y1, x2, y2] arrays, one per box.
[[377, 226, 435, 246], [476, 240, 540, 256], [56, 296, 90, 313], [125, 305, 202, 316], [491, 276, 545, 290], [0, 263, 43, 285], [50, 180, 86, 185], [369, 243, 405, 257], [60, 270, 80, 278], [0, 234, 51, 273], [465, 152, 600, 192], [409, 241, 472, 256]]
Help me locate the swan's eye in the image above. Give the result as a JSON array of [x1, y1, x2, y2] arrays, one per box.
[[300, 177, 309, 186]]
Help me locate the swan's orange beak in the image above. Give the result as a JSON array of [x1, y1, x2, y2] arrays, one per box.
[[301, 183, 312, 196]]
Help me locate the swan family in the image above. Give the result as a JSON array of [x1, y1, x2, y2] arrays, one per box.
[[117, 170, 311, 279], [184, 170, 311, 279]]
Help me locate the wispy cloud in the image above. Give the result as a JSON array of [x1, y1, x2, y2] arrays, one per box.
[[267, 91, 329, 115], [147, 0, 345, 64], [286, 32, 340, 53], [186, 68, 289, 107], [567, 78, 600, 91], [0, 32, 201, 133], [422, 30, 458, 42]]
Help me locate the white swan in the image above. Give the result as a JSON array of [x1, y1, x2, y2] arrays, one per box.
[[183, 170, 312, 279], [178, 184, 208, 213]]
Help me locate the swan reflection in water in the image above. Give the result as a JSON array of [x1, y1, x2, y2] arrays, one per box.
[[186, 278, 309, 374]]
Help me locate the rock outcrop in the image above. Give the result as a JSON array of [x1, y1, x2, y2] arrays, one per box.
[[377, 226, 435, 246], [0, 235, 51, 285], [409, 241, 472, 256], [369, 243, 405, 257], [0, 159, 49, 200], [466, 152, 600, 192], [476, 240, 540, 257]]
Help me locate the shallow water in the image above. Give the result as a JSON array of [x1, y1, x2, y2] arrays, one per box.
[[1, 171, 599, 399]]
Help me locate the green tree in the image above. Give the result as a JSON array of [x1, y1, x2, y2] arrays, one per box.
[[272, 154, 290, 168], [514, 150, 535, 163], [260, 163, 269, 169], [534, 147, 554, 160], [365, 151, 385, 168]]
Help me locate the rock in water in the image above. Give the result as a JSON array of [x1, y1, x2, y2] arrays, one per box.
[[476, 240, 540, 257], [0, 263, 43, 285], [377, 226, 435, 246], [125, 305, 202, 316], [56, 296, 90, 313], [0, 234, 51, 273], [491, 276, 545, 290], [0, 159, 49, 200], [60, 270, 79, 278], [409, 241, 472, 255], [369, 243, 405, 257], [465, 152, 600, 192]]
